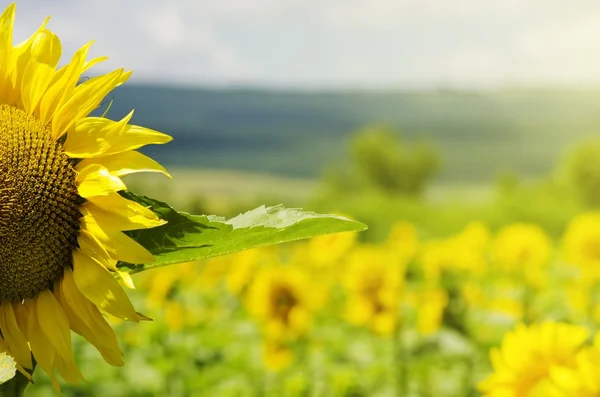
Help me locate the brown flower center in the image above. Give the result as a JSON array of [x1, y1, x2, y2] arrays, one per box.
[[0, 105, 81, 302]]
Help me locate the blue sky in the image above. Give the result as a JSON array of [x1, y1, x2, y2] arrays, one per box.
[[11, 1, 600, 89]]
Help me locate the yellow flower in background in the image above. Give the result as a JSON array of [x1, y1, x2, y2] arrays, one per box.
[[418, 240, 448, 282], [461, 282, 486, 309], [342, 246, 404, 335], [308, 230, 356, 267], [416, 288, 448, 335], [386, 221, 419, 263], [417, 222, 489, 279], [262, 339, 294, 372], [164, 301, 186, 333], [144, 262, 196, 309], [246, 265, 318, 340], [196, 256, 232, 291], [563, 212, 600, 279], [226, 247, 276, 296], [0, 4, 171, 391], [492, 223, 552, 270], [478, 321, 589, 396], [487, 297, 524, 321], [537, 333, 600, 397], [564, 281, 592, 321], [451, 221, 490, 273], [491, 223, 552, 285], [145, 269, 177, 308]]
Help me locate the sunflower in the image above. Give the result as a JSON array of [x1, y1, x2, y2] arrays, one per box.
[[538, 333, 600, 397], [0, 4, 171, 392], [342, 245, 404, 336], [245, 266, 306, 371], [563, 212, 600, 279], [478, 321, 589, 396], [246, 265, 316, 342]]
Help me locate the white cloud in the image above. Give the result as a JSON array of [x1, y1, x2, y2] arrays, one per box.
[[140, 7, 185, 49], [9, 0, 600, 88]]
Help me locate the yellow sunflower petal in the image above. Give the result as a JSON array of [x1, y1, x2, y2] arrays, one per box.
[[82, 56, 108, 72], [0, 335, 7, 353], [36, 289, 83, 384], [9, 17, 52, 103], [0, 3, 15, 102], [24, 298, 61, 394], [63, 111, 172, 158], [76, 164, 126, 198], [0, 308, 32, 382], [78, 151, 171, 178], [0, 302, 32, 370], [36, 41, 92, 125], [83, 192, 164, 230], [51, 68, 128, 139], [81, 201, 165, 232], [77, 228, 135, 289], [81, 215, 155, 264], [28, 28, 61, 66], [72, 250, 143, 321], [55, 271, 124, 366], [20, 29, 61, 114]]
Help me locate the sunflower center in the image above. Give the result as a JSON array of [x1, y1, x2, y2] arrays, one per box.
[[0, 105, 81, 302]]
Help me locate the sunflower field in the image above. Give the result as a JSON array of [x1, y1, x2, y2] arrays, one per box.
[[5, 2, 600, 397], [18, 212, 600, 396]]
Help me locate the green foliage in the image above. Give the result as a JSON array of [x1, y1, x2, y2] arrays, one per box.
[[350, 126, 441, 196], [556, 140, 600, 208], [494, 170, 520, 196], [119, 193, 367, 273], [312, 177, 581, 242]]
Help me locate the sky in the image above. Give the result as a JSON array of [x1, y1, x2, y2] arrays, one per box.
[[10, 1, 600, 89]]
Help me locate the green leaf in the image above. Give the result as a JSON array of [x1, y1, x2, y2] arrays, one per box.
[[118, 193, 367, 274]]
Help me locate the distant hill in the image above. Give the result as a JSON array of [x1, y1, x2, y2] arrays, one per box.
[[102, 85, 600, 183]]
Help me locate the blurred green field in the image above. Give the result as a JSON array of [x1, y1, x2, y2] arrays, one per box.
[[25, 213, 600, 396]]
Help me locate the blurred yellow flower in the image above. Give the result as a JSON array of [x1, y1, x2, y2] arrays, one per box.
[[342, 246, 404, 335], [308, 231, 356, 267], [563, 212, 600, 279], [145, 269, 178, 308], [419, 240, 448, 282], [487, 298, 524, 321], [478, 321, 589, 396], [418, 222, 489, 280], [386, 221, 419, 263], [452, 221, 490, 273], [226, 248, 276, 296], [246, 265, 318, 340], [491, 223, 552, 285], [164, 301, 186, 333], [197, 256, 232, 291], [461, 282, 485, 308], [535, 334, 600, 397], [416, 288, 448, 335], [262, 340, 293, 372], [143, 263, 190, 308], [564, 282, 592, 320]]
